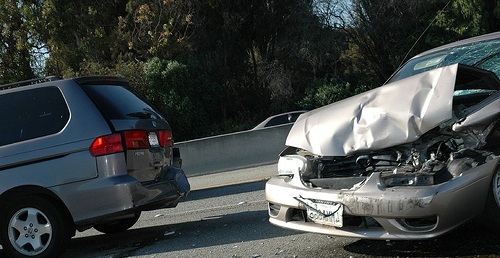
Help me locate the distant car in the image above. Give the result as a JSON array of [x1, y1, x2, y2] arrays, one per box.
[[266, 32, 500, 239], [253, 110, 308, 130], [0, 76, 190, 257]]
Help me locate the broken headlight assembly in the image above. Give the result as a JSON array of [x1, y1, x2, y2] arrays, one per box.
[[277, 155, 308, 176], [379, 171, 435, 187], [277, 154, 321, 180]]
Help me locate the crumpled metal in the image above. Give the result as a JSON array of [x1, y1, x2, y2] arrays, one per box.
[[286, 64, 458, 156]]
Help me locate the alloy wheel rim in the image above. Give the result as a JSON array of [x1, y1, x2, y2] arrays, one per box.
[[8, 207, 52, 256]]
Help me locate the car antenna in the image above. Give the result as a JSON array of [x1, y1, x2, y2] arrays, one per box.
[[397, 0, 452, 69]]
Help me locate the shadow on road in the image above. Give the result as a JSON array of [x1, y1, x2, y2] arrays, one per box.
[[344, 221, 500, 257], [4, 180, 498, 258], [62, 209, 299, 257]]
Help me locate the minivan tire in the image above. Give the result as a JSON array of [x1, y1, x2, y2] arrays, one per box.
[[93, 212, 141, 234], [0, 196, 72, 258]]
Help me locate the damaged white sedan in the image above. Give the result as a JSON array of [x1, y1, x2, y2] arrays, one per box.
[[265, 32, 500, 239]]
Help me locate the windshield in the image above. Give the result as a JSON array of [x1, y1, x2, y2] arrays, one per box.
[[388, 38, 500, 84]]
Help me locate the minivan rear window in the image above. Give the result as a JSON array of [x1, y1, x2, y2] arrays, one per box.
[[0, 87, 69, 145], [81, 85, 163, 120]]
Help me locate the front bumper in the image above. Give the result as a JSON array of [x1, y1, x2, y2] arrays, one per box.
[[265, 157, 499, 240]]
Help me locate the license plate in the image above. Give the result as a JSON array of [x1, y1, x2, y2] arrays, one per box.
[[148, 132, 159, 147], [295, 196, 343, 227]]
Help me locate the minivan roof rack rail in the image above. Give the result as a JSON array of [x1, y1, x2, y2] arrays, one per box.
[[0, 76, 61, 89]]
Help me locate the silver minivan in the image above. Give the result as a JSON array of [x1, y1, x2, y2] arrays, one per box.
[[0, 76, 190, 257]]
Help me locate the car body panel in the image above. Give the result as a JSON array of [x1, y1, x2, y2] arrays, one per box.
[[452, 90, 500, 132], [0, 82, 111, 184], [266, 156, 498, 240], [286, 65, 457, 156], [50, 154, 188, 225], [80, 83, 175, 184], [266, 32, 500, 240], [0, 76, 190, 232]]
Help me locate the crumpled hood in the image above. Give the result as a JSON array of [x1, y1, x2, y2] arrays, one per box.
[[286, 64, 458, 156]]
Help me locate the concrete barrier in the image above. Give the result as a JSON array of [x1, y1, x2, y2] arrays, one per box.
[[176, 124, 292, 177]]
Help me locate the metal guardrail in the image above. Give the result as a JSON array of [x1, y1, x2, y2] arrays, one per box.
[[176, 124, 292, 177]]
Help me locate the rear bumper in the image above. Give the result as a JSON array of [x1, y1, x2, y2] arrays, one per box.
[[265, 157, 499, 240], [54, 166, 190, 228], [134, 166, 190, 210]]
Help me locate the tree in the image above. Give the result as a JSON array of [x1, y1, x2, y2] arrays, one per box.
[[7, 0, 499, 140], [193, 0, 344, 119], [346, 0, 454, 85], [0, 0, 45, 84], [434, 0, 500, 37], [143, 58, 223, 140], [117, 0, 199, 61], [42, 0, 127, 77]]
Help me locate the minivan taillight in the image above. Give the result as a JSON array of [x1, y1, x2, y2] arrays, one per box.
[[157, 130, 173, 147], [89, 134, 124, 157], [124, 130, 149, 149], [90, 130, 171, 156]]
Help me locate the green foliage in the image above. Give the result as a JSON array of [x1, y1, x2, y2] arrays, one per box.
[[42, 0, 127, 76], [118, 0, 197, 60], [3, 0, 500, 139], [0, 0, 44, 83], [434, 0, 500, 37], [341, 0, 452, 85], [299, 79, 371, 110], [143, 58, 223, 140]]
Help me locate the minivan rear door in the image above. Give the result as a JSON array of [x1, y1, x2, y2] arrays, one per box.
[[78, 77, 173, 183]]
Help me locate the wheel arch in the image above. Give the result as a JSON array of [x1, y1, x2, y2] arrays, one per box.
[[0, 185, 76, 230]]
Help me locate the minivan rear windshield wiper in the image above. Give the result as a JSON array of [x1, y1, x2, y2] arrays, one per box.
[[126, 112, 152, 119]]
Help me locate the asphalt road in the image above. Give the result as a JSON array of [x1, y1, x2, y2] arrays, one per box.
[[2, 164, 500, 257]]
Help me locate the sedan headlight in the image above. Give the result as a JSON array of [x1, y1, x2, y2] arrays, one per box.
[[277, 155, 308, 176]]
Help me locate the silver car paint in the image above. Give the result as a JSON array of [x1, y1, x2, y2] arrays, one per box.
[[452, 90, 500, 132], [266, 157, 498, 239], [285, 64, 457, 156], [0, 82, 110, 184], [266, 32, 500, 240], [0, 78, 189, 227]]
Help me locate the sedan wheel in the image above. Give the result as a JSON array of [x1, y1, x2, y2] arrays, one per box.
[[493, 167, 500, 207], [483, 166, 500, 230]]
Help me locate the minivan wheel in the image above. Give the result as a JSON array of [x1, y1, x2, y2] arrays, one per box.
[[93, 212, 141, 234], [0, 196, 72, 258], [483, 166, 500, 230]]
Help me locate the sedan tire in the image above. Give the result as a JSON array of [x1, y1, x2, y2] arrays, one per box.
[[483, 166, 500, 230]]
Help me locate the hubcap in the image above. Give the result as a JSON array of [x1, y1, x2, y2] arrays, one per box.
[[8, 207, 52, 256]]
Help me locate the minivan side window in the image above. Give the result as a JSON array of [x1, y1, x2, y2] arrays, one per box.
[[0, 87, 69, 146]]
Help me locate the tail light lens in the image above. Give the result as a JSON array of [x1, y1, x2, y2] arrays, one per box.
[[89, 134, 123, 157], [157, 130, 173, 147], [124, 131, 149, 149], [89, 129, 172, 157]]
